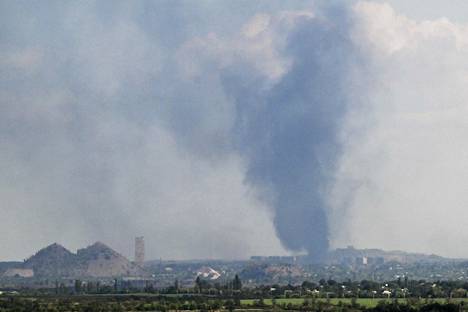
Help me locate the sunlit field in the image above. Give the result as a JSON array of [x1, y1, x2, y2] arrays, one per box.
[[241, 297, 468, 308]]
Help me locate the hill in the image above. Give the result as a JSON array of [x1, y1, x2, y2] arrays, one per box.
[[23, 243, 79, 277], [326, 246, 450, 265], [5, 242, 148, 278], [76, 242, 144, 277]]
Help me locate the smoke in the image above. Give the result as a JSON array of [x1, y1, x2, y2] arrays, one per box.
[[226, 7, 358, 261], [2, 0, 468, 261], [175, 3, 365, 262], [330, 2, 468, 258], [0, 0, 296, 261]]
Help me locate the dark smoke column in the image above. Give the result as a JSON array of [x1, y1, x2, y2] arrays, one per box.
[[230, 8, 356, 263]]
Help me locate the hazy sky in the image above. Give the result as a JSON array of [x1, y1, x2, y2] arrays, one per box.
[[384, 0, 468, 23], [1, 0, 468, 261]]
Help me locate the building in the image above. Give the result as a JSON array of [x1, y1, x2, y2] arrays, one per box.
[[134, 236, 145, 265]]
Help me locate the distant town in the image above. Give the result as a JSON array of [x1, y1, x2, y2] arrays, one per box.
[[2, 237, 468, 290], [3, 238, 468, 311]]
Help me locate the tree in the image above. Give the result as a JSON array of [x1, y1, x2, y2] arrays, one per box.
[[233, 274, 242, 291], [195, 276, 202, 293], [225, 299, 235, 312], [302, 280, 317, 290]]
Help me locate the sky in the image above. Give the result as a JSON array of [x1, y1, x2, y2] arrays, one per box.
[[383, 0, 468, 23], [1, 0, 468, 261]]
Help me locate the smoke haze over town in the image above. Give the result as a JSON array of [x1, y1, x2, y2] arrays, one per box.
[[2, 0, 468, 262]]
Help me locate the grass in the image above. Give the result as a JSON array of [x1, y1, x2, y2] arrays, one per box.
[[241, 298, 468, 308]]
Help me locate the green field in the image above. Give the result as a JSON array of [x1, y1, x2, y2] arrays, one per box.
[[241, 298, 384, 308], [241, 298, 468, 308]]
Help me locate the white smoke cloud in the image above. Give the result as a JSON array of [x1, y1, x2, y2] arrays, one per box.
[[330, 2, 468, 258], [0, 1, 287, 261]]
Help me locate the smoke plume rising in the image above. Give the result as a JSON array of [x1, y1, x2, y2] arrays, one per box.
[[225, 7, 358, 261], [2, 1, 468, 261]]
